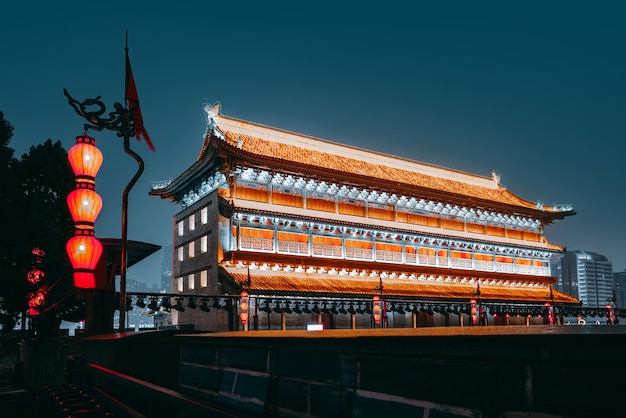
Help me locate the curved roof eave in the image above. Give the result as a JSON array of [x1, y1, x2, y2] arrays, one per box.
[[149, 146, 219, 201], [210, 137, 574, 222]]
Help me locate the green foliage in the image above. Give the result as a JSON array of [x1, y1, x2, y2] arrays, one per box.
[[0, 112, 75, 334]]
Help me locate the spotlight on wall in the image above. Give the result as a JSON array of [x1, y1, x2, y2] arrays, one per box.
[[199, 299, 211, 312], [147, 298, 159, 311], [173, 298, 186, 312], [293, 302, 302, 314], [329, 303, 339, 315], [135, 296, 146, 309]]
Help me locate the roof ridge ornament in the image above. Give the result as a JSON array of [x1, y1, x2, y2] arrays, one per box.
[[491, 170, 501, 187], [203, 102, 224, 140]]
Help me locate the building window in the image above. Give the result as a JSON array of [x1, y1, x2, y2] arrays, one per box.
[[277, 231, 309, 255], [188, 273, 195, 290], [177, 246, 184, 262], [201, 235, 208, 253], [188, 241, 195, 258], [176, 277, 183, 292], [177, 221, 184, 236], [200, 270, 208, 288], [201, 207, 208, 225], [239, 227, 274, 252], [189, 214, 195, 231], [345, 239, 373, 260]]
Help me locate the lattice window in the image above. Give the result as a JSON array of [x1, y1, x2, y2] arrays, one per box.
[[312, 235, 343, 258], [277, 231, 309, 255]]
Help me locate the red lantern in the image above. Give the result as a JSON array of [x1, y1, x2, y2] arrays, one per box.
[[67, 135, 103, 184], [240, 290, 249, 325], [66, 232, 103, 288], [373, 295, 382, 325], [28, 290, 45, 316], [67, 186, 103, 229], [470, 299, 478, 325]]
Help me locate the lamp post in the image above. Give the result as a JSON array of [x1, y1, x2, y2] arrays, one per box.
[[373, 277, 384, 327], [240, 290, 249, 331], [239, 264, 251, 331], [470, 284, 481, 326], [63, 42, 151, 330]]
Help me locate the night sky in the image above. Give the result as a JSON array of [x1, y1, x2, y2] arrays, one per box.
[[2, 2, 625, 284]]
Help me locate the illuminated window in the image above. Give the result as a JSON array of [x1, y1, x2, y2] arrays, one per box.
[[200, 270, 208, 288], [188, 273, 195, 290], [201, 235, 208, 253], [188, 241, 195, 258], [177, 277, 183, 292], [177, 246, 184, 261], [177, 221, 184, 236], [189, 214, 195, 231], [201, 207, 208, 224]]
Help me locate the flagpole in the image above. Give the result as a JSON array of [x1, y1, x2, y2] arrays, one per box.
[[119, 35, 145, 331]]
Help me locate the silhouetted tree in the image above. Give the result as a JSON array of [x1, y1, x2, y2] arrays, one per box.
[[0, 111, 74, 334]]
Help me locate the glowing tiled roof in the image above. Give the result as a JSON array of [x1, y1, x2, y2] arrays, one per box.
[[220, 131, 538, 209], [201, 108, 570, 217], [223, 267, 579, 304]]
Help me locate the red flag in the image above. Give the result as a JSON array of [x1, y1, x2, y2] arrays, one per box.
[[125, 54, 155, 151]]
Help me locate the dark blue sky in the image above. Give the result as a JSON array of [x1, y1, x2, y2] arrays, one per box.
[[2, 2, 625, 283]]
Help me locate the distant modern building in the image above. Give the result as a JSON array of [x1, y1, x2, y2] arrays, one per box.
[[614, 270, 626, 309], [161, 245, 172, 293], [150, 103, 578, 331], [553, 250, 613, 307]]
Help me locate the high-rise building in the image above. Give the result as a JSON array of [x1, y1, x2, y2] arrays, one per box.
[[150, 103, 578, 331], [613, 270, 626, 310], [161, 245, 172, 293], [553, 251, 613, 307]]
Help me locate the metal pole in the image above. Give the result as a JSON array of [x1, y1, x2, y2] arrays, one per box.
[[119, 134, 144, 330]]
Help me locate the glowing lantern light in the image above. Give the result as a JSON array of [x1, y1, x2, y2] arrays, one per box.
[[373, 295, 382, 325], [240, 290, 249, 325], [606, 303, 614, 324], [67, 135, 103, 289], [27, 269, 44, 285], [67, 135, 103, 184], [67, 187, 103, 229], [470, 299, 478, 325], [28, 290, 46, 317], [66, 232, 103, 288]]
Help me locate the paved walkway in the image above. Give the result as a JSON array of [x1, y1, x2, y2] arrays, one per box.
[[0, 350, 38, 417], [0, 352, 19, 391]]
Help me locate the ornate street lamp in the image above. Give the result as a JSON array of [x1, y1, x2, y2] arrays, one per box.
[[372, 295, 382, 326], [470, 284, 481, 326], [63, 38, 154, 330], [240, 290, 249, 330], [373, 277, 384, 327]]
